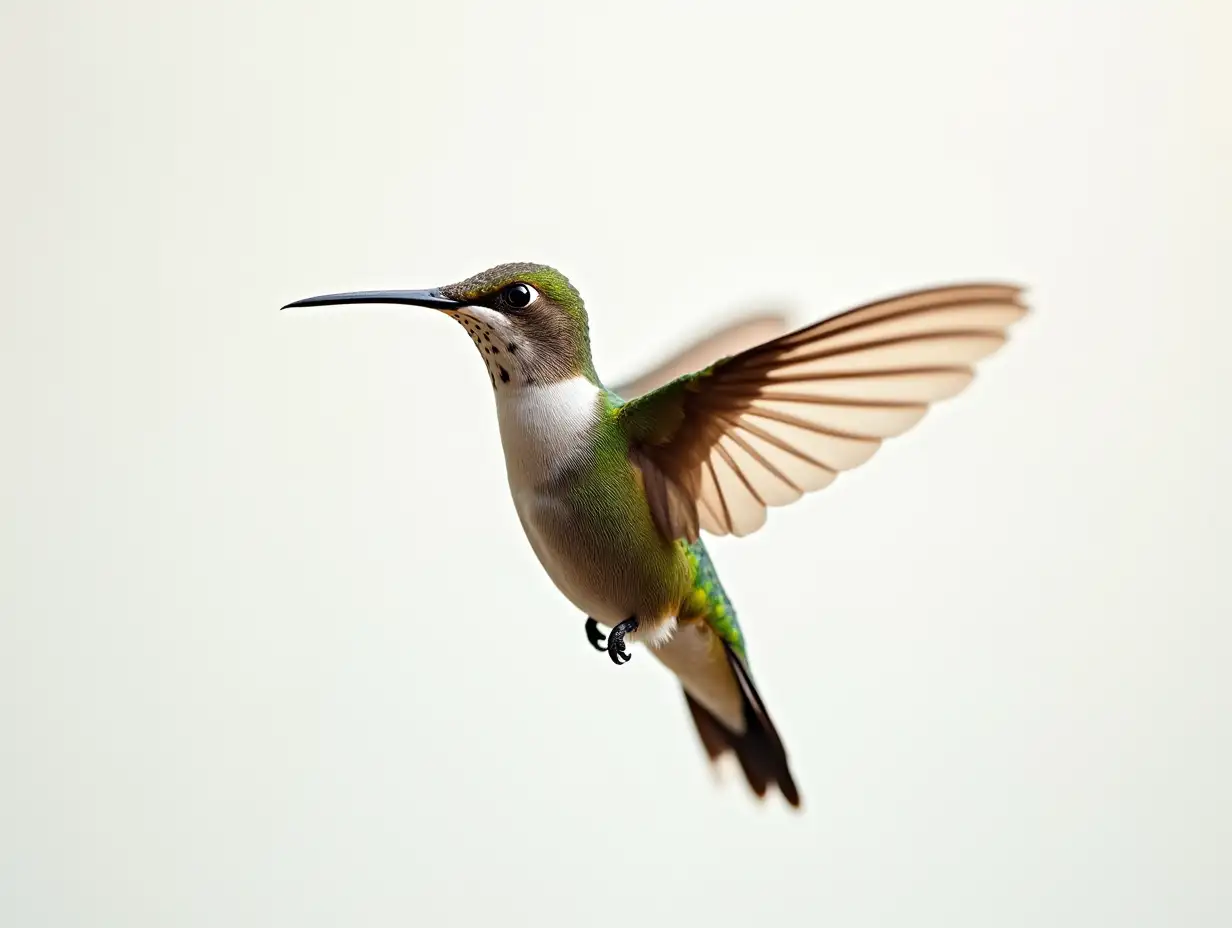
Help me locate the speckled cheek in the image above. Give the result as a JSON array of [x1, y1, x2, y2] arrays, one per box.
[[446, 306, 524, 389]]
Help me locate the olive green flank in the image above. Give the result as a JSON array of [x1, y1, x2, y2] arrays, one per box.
[[596, 392, 748, 662]]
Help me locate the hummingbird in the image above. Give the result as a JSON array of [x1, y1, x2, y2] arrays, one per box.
[[283, 264, 1028, 809]]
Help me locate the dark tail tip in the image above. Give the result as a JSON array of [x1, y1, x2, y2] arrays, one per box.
[[685, 645, 801, 809]]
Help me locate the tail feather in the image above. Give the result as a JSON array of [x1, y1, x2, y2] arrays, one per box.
[[685, 641, 801, 809]]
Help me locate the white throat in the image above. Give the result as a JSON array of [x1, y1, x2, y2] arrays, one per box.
[[494, 376, 601, 489]]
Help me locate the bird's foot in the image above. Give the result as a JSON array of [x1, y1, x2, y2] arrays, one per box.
[[584, 617, 607, 652], [605, 617, 639, 666]]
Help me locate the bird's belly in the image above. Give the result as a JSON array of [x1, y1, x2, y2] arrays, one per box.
[[511, 487, 681, 627]]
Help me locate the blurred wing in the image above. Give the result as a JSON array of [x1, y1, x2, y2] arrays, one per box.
[[610, 312, 791, 399], [619, 283, 1028, 541]]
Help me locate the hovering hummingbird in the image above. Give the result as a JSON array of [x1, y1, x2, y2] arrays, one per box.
[[284, 264, 1028, 809]]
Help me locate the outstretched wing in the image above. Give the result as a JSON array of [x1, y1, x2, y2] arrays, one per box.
[[609, 312, 792, 399], [617, 283, 1028, 541]]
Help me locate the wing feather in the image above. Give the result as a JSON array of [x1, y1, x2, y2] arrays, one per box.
[[619, 283, 1027, 540]]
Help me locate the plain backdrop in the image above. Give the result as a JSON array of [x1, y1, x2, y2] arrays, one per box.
[[2, 1, 1229, 925]]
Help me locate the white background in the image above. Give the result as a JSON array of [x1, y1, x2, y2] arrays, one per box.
[[2, 1, 1229, 925]]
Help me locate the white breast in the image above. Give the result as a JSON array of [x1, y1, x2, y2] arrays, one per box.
[[494, 376, 602, 490]]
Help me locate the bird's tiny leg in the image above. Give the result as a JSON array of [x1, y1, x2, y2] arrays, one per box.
[[605, 616, 640, 666], [584, 617, 607, 652]]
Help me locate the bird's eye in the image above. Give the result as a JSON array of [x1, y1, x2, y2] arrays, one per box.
[[502, 283, 536, 310]]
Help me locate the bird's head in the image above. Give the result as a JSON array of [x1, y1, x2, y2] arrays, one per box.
[[283, 263, 598, 389]]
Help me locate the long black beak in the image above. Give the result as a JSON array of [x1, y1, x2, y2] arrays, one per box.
[[281, 288, 465, 311]]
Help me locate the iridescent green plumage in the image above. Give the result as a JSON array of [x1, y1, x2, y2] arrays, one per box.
[[683, 539, 746, 661]]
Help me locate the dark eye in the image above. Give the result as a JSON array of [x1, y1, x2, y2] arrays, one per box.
[[502, 283, 536, 309]]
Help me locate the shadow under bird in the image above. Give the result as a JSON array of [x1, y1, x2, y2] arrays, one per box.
[[283, 264, 1029, 809]]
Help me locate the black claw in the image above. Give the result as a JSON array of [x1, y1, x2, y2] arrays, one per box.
[[605, 616, 639, 666], [584, 617, 607, 652]]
